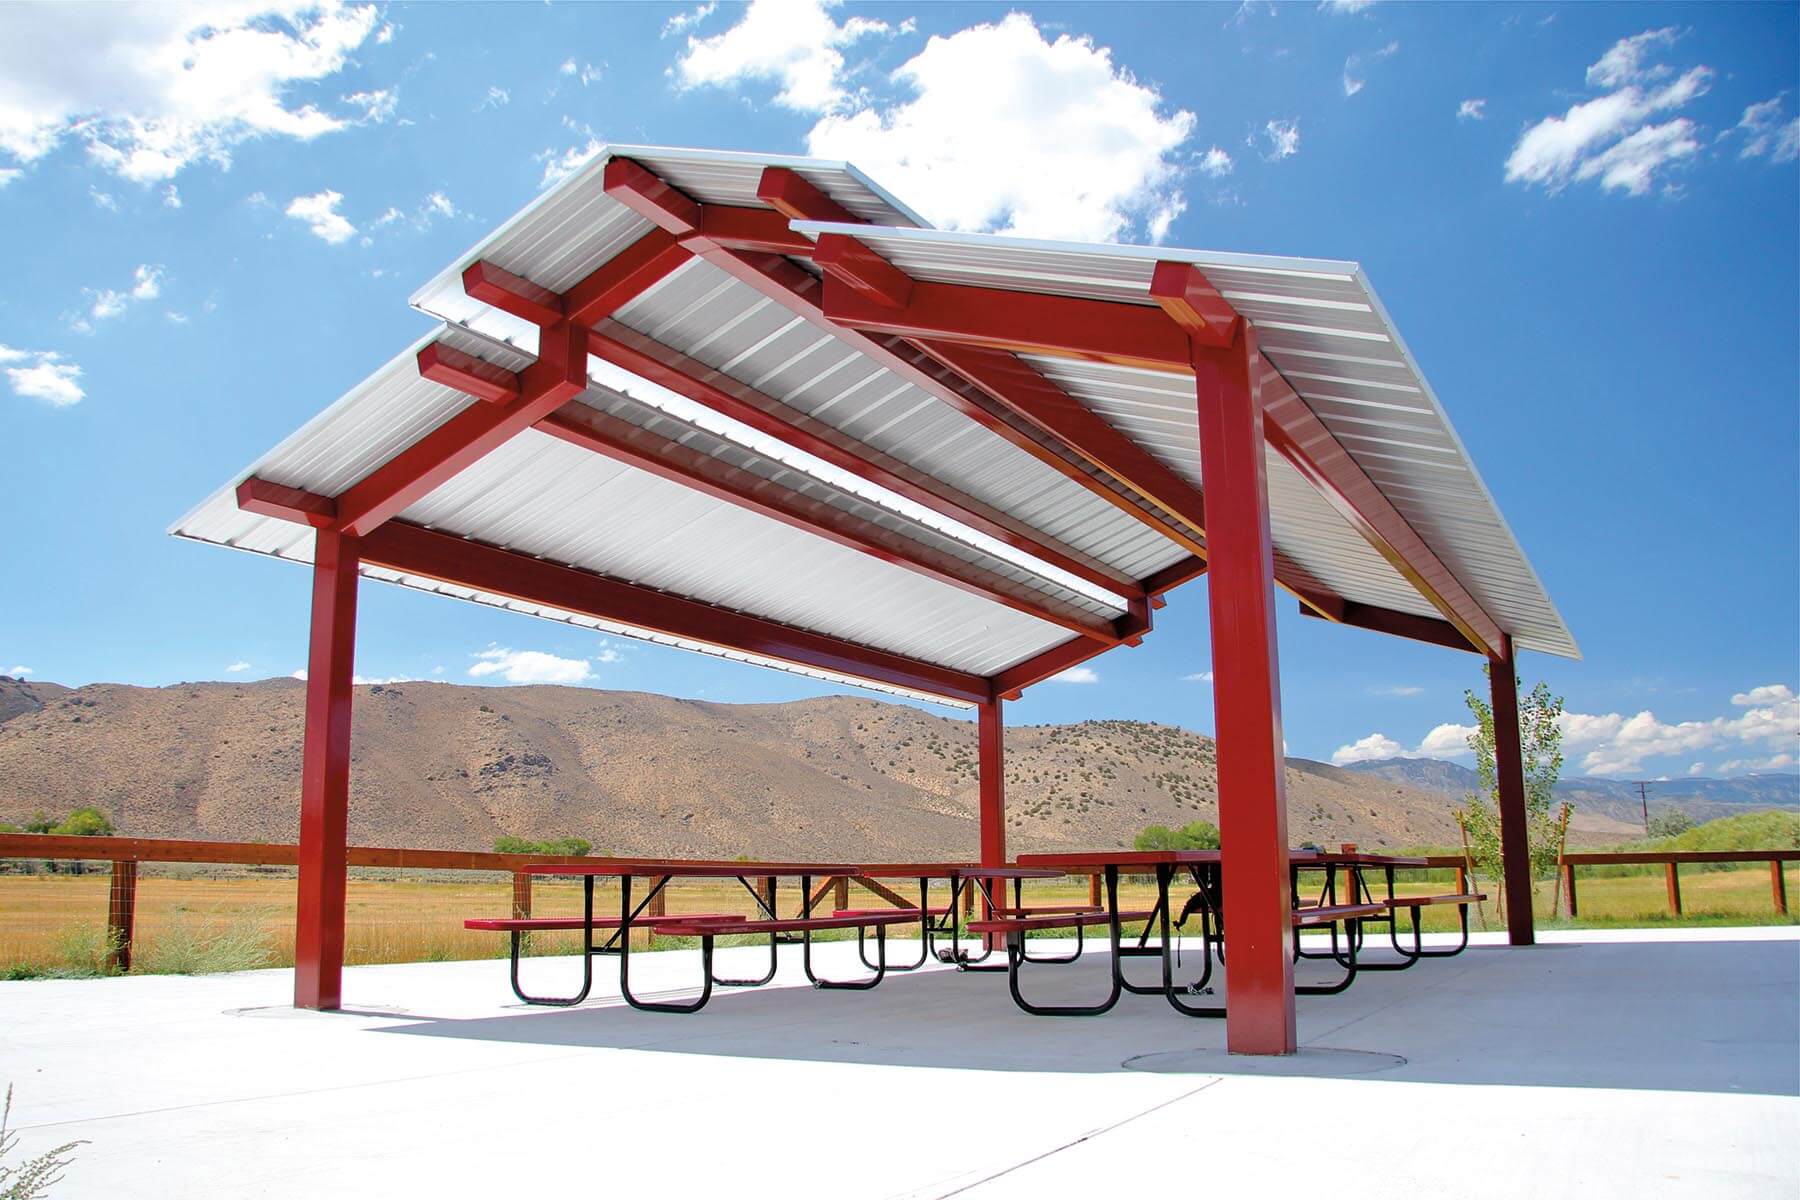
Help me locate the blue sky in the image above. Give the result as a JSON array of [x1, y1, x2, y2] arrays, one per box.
[[0, 1, 1795, 782]]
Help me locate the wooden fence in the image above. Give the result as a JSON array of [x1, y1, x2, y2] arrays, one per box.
[[1, 835, 1792, 972]]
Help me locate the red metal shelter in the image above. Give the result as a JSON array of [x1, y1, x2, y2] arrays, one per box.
[[174, 146, 1576, 1054]]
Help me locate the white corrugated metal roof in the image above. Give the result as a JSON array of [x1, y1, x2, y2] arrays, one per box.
[[789, 221, 1577, 659], [180, 144, 1575, 713]]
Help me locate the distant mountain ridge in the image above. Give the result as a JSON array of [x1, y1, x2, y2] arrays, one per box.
[[0, 677, 1478, 858], [1343, 755, 1800, 826]]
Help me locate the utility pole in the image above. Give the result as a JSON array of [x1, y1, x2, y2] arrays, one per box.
[[1631, 780, 1652, 835]]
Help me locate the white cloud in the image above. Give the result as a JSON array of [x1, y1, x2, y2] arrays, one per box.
[[1319, 0, 1378, 12], [89, 187, 118, 211], [0, 3, 380, 183], [6, 665, 33, 677], [674, 0, 891, 113], [2, 345, 84, 407], [1586, 26, 1678, 89], [1737, 95, 1800, 163], [1332, 733, 1404, 765], [1369, 685, 1424, 697], [479, 86, 510, 110], [559, 60, 602, 87], [1259, 118, 1300, 160], [1337, 682, 1800, 777], [131, 263, 162, 300], [469, 646, 593, 685], [538, 139, 603, 188], [593, 641, 624, 665], [1182, 671, 1213, 683], [226, 661, 251, 673], [0, 166, 18, 187], [345, 88, 397, 124], [1506, 29, 1711, 197], [1199, 146, 1233, 177], [803, 12, 1196, 243], [1342, 41, 1398, 98], [161, 183, 180, 208], [663, 2, 717, 39], [1458, 98, 1486, 121], [286, 189, 356, 244], [374, 21, 395, 45], [1048, 666, 1100, 684], [422, 190, 455, 219]]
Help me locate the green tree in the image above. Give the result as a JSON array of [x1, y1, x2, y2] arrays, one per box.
[[1646, 810, 1694, 840], [493, 835, 590, 857], [50, 808, 113, 837], [1133, 820, 1220, 852], [1455, 669, 1565, 907], [23, 813, 53, 835]]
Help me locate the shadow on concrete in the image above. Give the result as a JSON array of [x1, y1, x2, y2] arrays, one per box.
[[374, 936, 1799, 1095]]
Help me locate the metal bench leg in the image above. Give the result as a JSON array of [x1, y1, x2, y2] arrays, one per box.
[[710, 932, 779, 987], [1157, 867, 1224, 1018], [1296, 919, 1359, 995], [952, 877, 1006, 971], [1396, 901, 1473, 959], [1018, 920, 1083, 965], [857, 918, 928, 972], [619, 931, 715, 1013], [1004, 928, 1121, 1016], [804, 925, 887, 990], [507, 876, 596, 1007]]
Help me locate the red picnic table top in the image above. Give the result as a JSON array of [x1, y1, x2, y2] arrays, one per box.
[[525, 859, 864, 878], [1017, 849, 1429, 870], [853, 862, 1061, 880]]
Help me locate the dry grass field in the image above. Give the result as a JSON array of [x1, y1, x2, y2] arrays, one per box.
[[1, 864, 1793, 978]]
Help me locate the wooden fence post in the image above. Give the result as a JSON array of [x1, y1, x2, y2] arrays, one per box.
[[834, 877, 849, 911], [511, 871, 532, 920], [106, 861, 137, 973], [1088, 873, 1102, 908], [1773, 860, 1789, 916], [1665, 863, 1682, 915], [1562, 863, 1578, 918]]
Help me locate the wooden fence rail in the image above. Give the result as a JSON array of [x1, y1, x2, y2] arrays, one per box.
[[2, 836, 1793, 973]]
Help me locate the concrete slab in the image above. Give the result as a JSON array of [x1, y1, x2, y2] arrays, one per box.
[[2, 928, 1794, 1198]]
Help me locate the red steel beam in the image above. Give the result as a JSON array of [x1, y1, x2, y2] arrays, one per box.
[[566, 230, 692, 326], [236, 478, 336, 528], [977, 697, 1006, 948], [1297, 599, 1481, 654], [989, 601, 1153, 700], [1194, 323, 1295, 1055], [536, 404, 1120, 642], [416, 342, 520, 405], [1254, 360, 1501, 657], [584, 319, 1141, 600], [819, 263, 1191, 371], [1149, 260, 1241, 347], [1489, 635, 1536, 946], [294, 527, 359, 1010], [359, 520, 993, 706], [331, 323, 588, 537]]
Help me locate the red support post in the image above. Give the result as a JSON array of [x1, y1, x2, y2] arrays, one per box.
[[294, 527, 360, 1009], [1489, 635, 1536, 946], [977, 698, 1006, 949], [1192, 324, 1295, 1055]]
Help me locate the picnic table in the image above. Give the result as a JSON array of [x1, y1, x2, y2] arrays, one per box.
[[850, 863, 1062, 970]]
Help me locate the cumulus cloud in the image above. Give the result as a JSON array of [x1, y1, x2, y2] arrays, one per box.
[[286, 189, 355, 243], [478, 86, 510, 110], [538, 139, 603, 188], [1049, 666, 1100, 684], [1319, 0, 1378, 12], [1506, 30, 1711, 196], [469, 646, 593, 685], [6, 665, 34, 677], [1199, 147, 1233, 177], [344, 88, 397, 124], [1737, 94, 1800, 163], [1342, 41, 1398, 98], [1182, 671, 1213, 683], [0, 2, 381, 183], [674, 0, 893, 113], [359, 189, 460, 242], [1332, 683, 1800, 776], [1457, 98, 1486, 121], [679, 6, 1197, 243], [1369, 685, 1424, 697], [226, 661, 251, 673], [1, 344, 84, 407]]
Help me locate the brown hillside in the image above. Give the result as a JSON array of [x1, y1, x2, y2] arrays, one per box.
[[0, 678, 1465, 856]]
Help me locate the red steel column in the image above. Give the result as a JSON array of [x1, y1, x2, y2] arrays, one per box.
[[294, 527, 361, 1009], [1193, 325, 1296, 1055], [977, 698, 1006, 947], [1490, 635, 1536, 946]]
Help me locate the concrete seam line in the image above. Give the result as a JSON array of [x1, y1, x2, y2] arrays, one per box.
[[927, 1076, 1225, 1198]]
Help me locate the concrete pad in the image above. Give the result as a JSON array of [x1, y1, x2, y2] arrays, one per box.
[[2, 928, 1794, 1198]]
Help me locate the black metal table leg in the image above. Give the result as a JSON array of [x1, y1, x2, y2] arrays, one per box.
[[618, 873, 716, 1013]]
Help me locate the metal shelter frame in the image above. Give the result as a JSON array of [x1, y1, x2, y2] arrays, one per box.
[[183, 148, 1573, 1055]]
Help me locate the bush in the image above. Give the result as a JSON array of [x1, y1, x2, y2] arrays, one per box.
[[0, 1085, 85, 1198], [136, 916, 275, 976], [1646, 810, 1694, 839], [1134, 820, 1221, 851], [493, 835, 591, 857], [49, 808, 113, 838]]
